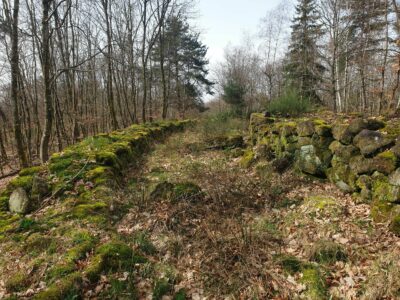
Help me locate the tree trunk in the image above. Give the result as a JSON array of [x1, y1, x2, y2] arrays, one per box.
[[10, 0, 28, 167], [39, 0, 54, 163]]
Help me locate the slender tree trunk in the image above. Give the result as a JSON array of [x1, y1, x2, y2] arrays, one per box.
[[40, 0, 54, 163], [10, 0, 28, 168]]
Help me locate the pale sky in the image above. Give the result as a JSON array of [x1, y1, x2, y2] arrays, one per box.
[[194, 0, 284, 70]]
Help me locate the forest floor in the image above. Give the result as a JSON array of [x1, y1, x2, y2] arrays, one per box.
[[89, 119, 400, 299], [1, 117, 400, 299]]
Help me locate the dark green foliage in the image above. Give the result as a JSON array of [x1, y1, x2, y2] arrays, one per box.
[[154, 15, 214, 113], [153, 279, 172, 300], [286, 0, 324, 102], [277, 254, 303, 275], [173, 289, 187, 300], [134, 232, 157, 255], [18, 218, 37, 231], [268, 88, 311, 116], [222, 80, 246, 114], [309, 240, 347, 264]]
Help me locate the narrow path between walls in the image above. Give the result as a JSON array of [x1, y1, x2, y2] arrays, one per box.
[[92, 124, 400, 299]]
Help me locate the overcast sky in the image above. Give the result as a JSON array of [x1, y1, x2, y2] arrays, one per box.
[[193, 0, 285, 69]]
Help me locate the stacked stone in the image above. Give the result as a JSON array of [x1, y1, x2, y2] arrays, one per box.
[[249, 113, 400, 234]]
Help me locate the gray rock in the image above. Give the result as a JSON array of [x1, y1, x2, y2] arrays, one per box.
[[389, 169, 400, 186], [9, 188, 30, 214], [336, 181, 354, 193], [350, 154, 397, 175], [353, 129, 394, 156], [298, 145, 323, 176]]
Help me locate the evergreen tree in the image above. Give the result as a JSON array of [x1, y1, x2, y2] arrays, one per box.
[[153, 16, 213, 116], [286, 0, 324, 102]]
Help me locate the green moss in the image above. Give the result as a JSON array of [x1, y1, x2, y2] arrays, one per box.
[[240, 149, 255, 168], [390, 215, 400, 235], [85, 166, 108, 178], [19, 166, 44, 177], [95, 151, 120, 168], [71, 202, 108, 221], [33, 272, 81, 300], [0, 214, 20, 234], [8, 176, 34, 192], [24, 233, 53, 252], [173, 289, 187, 300], [300, 267, 328, 300], [153, 278, 172, 300], [276, 254, 303, 275], [47, 263, 76, 281], [96, 241, 146, 271], [0, 196, 8, 211], [172, 182, 203, 203], [309, 240, 347, 264], [371, 202, 396, 222], [378, 150, 397, 161], [5, 272, 30, 292]]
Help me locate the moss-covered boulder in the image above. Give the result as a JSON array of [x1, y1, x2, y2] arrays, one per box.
[[327, 162, 357, 193], [315, 124, 332, 137], [350, 152, 397, 175], [329, 141, 359, 163], [297, 120, 315, 137], [332, 123, 354, 145], [353, 129, 394, 156]]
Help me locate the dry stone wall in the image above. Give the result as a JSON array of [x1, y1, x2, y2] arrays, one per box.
[[248, 113, 400, 235]]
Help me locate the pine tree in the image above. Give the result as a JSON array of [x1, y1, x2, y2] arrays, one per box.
[[286, 0, 324, 102], [153, 16, 213, 116]]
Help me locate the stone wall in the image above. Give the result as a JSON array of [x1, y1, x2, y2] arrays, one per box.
[[248, 113, 400, 235]]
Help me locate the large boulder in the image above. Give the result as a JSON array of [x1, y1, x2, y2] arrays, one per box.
[[389, 168, 400, 186], [348, 118, 368, 135], [298, 145, 324, 176], [329, 141, 359, 163], [297, 121, 315, 137], [326, 163, 357, 193], [9, 188, 31, 214], [350, 151, 397, 175], [31, 176, 50, 201], [332, 124, 354, 145], [353, 129, 394, 156]]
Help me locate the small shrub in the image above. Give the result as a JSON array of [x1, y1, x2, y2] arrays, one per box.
[[267, 88, 312, 116], [309, 240, 347, 264]]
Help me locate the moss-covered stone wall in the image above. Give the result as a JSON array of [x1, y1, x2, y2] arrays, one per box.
[[248, 113, 400, 235], [0, 120, 189, 299]]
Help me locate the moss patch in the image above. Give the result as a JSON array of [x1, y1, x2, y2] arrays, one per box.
[[300, 266, 328, 300]]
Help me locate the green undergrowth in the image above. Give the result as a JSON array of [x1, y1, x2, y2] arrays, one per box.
[[0, 120, 189, 299], [276, 254, 329, 299]]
